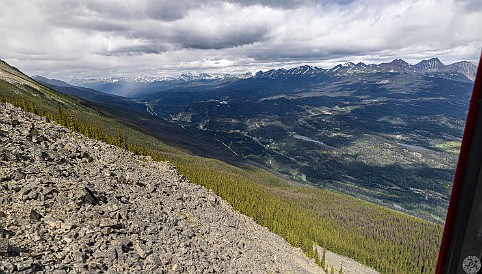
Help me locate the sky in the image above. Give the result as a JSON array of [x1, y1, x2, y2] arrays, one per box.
[[1, 0, 481, 80]]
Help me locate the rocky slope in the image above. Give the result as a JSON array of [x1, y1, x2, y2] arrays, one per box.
[[0, 102, 323, 273]]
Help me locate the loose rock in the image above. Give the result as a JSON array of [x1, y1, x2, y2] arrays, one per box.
[[0, 238, 9, 253], [0, 102, 323, 273]]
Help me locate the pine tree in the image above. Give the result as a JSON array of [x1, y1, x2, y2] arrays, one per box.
[[314, 246, 321, 266], [321, 247, 326, 270]]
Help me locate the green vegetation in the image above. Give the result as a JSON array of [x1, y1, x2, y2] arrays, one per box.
[[1, 78, 443, 273], [435, 141, 461, 154], [321, 247, 327, 270]]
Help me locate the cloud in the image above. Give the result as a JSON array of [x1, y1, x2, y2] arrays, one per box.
[[166, 4, 275, 50], [234, 0, 481, 63], [0, 0, 480, 79], [455, 0, 482, 13]]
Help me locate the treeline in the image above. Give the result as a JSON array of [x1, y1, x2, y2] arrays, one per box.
[[0, 84, 443, 273]]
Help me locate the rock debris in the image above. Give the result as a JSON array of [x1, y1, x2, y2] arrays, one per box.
[[0, 102, 322, 274]]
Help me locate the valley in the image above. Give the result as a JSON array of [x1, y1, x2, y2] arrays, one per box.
[[68, 59, 475, 222]]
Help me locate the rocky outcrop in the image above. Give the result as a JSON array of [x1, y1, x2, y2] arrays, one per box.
[[0, 102, 322, 273]]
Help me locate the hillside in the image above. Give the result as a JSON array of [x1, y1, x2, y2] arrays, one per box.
[[0, 59, 444, 273], [0, 102, 323, 273]]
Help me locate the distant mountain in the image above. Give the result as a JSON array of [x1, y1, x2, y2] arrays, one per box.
[[67, 58, 477, 101], [70, 58, 477, 88], [32, 75, 74, 87], [414, 57, 445, 70], [32, 75, 147, 114], [254, 65, 324, 79], [68, 72, 254, 97], [447, 61, 479, 80], [70, 72, 253, 86], [255, 58, 477, 81]]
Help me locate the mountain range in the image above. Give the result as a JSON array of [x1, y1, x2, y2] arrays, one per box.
[[254, 58, 476, 82], [69, 58, 477, 88]]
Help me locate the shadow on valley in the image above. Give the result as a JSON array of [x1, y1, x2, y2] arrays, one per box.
[[87, 102, 248, 167]]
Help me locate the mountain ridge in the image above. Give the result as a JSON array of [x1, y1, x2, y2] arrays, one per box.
[[68, 58, 477, 86], [255, 58, 477, 81]]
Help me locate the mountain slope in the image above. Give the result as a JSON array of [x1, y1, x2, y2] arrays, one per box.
[[0, 102, 323, 273], [32, 75, 147, 113]]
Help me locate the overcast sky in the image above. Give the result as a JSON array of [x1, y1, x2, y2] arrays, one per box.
[[1, 0, 481, 80]]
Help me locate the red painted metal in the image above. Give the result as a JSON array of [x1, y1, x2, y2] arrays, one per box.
[[436, 53, 482, 273]]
